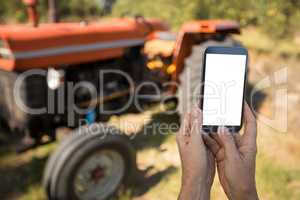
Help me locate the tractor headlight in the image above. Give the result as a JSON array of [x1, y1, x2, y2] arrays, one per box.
[[47, 68, 64, 90]]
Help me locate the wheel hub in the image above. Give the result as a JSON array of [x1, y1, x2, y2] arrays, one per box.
[[90, 165, 105, 183], [73, 149, 125, 200]]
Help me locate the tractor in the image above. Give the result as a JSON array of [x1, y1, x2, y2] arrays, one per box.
[[0, 0, 241, 199]]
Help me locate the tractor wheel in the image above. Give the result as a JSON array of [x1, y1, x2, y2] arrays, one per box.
[[177, 37, 241, 116], [44, 124, 136, 200], [43, 129, 84, 198]]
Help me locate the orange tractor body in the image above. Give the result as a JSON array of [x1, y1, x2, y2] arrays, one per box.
[[0, 18, 168, 71], [0, 18, 239, 90]]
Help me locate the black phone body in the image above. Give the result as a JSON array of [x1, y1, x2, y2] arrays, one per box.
[[200, 46, 248, 133]]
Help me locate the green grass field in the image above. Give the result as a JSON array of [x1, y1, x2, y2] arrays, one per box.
[[1, 28, 300, 200]]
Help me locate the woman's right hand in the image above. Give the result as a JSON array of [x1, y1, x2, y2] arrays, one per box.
[[203, 102, 259, 200]]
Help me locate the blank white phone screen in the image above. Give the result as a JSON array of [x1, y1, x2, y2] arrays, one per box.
[[203, 53, 247, 126]]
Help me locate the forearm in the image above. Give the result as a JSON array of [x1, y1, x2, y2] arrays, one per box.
[[230, 185, 259, 200], [231, 192, 259, 200], [243, 191, 259, 200], [178, 178, 210, 200]]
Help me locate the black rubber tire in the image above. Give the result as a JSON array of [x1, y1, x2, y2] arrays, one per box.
[[177, 37, 241, 116], [43, 129, 87, 198], [44, 124, 136, 200]]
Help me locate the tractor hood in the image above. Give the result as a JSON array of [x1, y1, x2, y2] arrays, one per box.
[[0, 18, 169, 71]]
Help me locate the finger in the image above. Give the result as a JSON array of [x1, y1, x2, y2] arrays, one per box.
[[178, 112, 192, 137], [194, 105, 203, 123], [243, 102, 257, 146], [190, 107, 206, 146], [177, 112, 193, 147], [203, 134, 221, 156], [244, 101, 256, 125], [190, 106, 203, 136], [217, 127, 239, 157], [210, 132, 223, 147], [233, 133, 242, 147], [209, 130, 242, 147]]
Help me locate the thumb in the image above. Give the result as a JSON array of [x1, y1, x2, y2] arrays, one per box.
[[217, 127, 239, 158]]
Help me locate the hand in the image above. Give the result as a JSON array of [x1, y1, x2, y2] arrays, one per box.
[[203, 102, 259, 200], [177, 107, 215, 200]]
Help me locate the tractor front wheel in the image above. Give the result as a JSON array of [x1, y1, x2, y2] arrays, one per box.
[[43, 124, 136, 200]]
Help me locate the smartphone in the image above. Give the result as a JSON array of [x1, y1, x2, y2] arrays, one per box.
[[200, 46, 248, 133]]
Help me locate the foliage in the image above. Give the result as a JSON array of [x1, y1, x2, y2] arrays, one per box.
[[0, 0, 115, 22], [111, 0, 300, 38], [0, 0, 24, 22], [111, 0, 199, 29], [0, 0, 300, 38], [58, 0, 115, 19]]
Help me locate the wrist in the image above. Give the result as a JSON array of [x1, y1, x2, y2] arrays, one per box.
[[243, 188, 259, 200], [179, 176, 211, 200], [232, 186, 259, 200]]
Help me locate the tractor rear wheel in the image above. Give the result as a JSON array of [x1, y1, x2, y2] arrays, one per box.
[[177, 37, 241, 116], [43, 124, 136, 200]]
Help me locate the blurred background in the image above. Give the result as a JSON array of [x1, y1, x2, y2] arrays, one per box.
[[0, 0, 300, 199]]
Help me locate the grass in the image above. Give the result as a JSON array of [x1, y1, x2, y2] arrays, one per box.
[[2, 106, 299, 200], [256, 153, 300, 200], [0, 143, 56, 200], [235, 27, 300, 58]]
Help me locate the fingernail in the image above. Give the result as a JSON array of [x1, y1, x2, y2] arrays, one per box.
[[194, 107, 200, 115], [201, 130, 208, 135], [197, 106, 202, 112], [218, 126, 229, 135], [217, 126, 223, 134], [223, 127, 230, 134]]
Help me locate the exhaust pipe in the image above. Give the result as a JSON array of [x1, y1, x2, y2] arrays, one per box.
[[22, 0, 39, 27]]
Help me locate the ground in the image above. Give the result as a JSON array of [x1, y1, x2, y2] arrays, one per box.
[[1, 28, 300, 200]]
